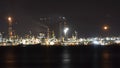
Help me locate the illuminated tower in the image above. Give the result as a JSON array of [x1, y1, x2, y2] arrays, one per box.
[[39, 17, 50, 39], [8, 17, 13, 39], [59, 17, 67, 41], [64, 22, 69, 41]]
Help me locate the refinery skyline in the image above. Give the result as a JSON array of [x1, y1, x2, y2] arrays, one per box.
[[0, 16, 120, 46], [0, 16, 120, 38]]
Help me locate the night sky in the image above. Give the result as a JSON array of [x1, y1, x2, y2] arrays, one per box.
[[0, 0, 120, 37]]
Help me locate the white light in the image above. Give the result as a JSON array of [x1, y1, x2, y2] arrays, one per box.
[[115, 40, 120, 44], [64, 27, 69, 35], [50, 42, 55, 45], [22, 40, 26, 44], [106, 37, 110, 40], [92, 41, 100, 45], [63, 17, 65, 19]]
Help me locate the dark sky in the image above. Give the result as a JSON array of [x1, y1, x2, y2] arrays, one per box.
[[0, 0, 120, 37]]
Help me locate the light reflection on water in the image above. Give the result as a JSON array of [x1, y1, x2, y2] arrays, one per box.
[[93, 46, 99, 68], [4, 49, 17, 68], [102, 49, 112, 68], [0, 46, 119, 68], [61, 47, 71, 68]]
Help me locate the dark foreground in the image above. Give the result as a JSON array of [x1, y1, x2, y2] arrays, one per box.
[[0, 45, 120, 68]]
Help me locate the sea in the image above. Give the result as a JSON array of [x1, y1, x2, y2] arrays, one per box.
[[0, 45, 120, 68]]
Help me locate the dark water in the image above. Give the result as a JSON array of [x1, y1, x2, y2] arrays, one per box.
[[0, 45, 120, 68]]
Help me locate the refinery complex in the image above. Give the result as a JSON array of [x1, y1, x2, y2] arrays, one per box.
[[0, 16, 120, 46]]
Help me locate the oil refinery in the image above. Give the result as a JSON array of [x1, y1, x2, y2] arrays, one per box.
[[0, 16, 120, 46]]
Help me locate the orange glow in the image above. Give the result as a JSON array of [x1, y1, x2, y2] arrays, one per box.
[[8, 17, 11, 21], [103, 26, 109, 30], [8, 17, 12, 23]]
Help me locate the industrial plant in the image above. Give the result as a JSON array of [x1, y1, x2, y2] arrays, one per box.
[[0, 16, 120, 46]]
